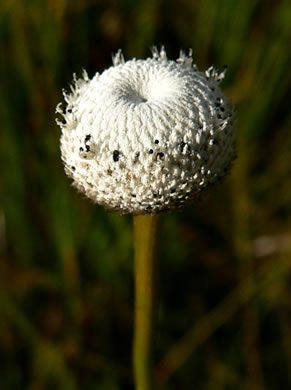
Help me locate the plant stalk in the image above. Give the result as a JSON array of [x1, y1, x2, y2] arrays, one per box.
[[133, 213, 159, 390]]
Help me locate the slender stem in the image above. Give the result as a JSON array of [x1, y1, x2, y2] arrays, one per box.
[[133, 213, 159, 390]]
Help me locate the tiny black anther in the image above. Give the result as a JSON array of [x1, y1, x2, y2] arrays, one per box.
[[85, 134, 91, 142], [71, 166, 76, 171], [113, 150, 120, 162], [131, 194, 136, 197], [179, 142, 186, 152], [79, 147, 84, 152], [211, 87, 215, 91], [85, 144, 90, 152], [220, 107, 225, 112], [153, 193, 157, 198], [154, 139, 159, 144], [170, 189, 176, 193], [149, 149, 154, 154], [157, 152, 164, 159]]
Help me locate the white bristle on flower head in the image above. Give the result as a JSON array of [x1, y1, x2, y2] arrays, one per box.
[[56, 47, 236, 215]]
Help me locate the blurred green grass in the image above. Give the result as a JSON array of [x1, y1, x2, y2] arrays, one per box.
[[0, 0, 291, 388]]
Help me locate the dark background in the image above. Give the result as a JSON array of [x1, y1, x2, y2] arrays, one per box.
[[0, 0, 291, 388]]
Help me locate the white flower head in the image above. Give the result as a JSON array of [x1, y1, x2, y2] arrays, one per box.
[[56, 47, 236, 215]]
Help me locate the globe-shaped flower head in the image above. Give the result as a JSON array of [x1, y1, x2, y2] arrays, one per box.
[[56, 47, 235, 214]]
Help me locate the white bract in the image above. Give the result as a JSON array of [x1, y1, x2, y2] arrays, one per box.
[[56, 47, 235, 214]]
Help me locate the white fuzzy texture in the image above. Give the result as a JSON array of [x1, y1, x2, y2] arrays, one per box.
[[56, 47, 236, 214]]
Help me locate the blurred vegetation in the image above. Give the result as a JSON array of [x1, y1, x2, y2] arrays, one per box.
[[0, 0, 291, 388]]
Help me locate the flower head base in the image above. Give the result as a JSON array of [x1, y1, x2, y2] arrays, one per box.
[[56, 47, 235, 215]]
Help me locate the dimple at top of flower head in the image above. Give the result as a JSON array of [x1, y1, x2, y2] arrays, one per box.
[[56, 47, 236, 215]]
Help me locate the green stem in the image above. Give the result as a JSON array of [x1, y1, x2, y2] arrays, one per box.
[[133, 213, 159, 390]]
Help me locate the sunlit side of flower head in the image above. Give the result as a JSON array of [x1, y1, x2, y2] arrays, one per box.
[[56, 47, 236, 214]]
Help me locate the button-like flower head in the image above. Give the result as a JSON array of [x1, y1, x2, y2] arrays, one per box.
[[56, 47, 235, 214]]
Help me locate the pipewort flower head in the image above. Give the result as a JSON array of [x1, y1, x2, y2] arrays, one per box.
[[56, 47, 236, 215]]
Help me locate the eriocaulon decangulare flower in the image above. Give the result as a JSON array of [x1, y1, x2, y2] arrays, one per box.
[[56, 47, 236, 215], [56, 47, 236, 389]]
